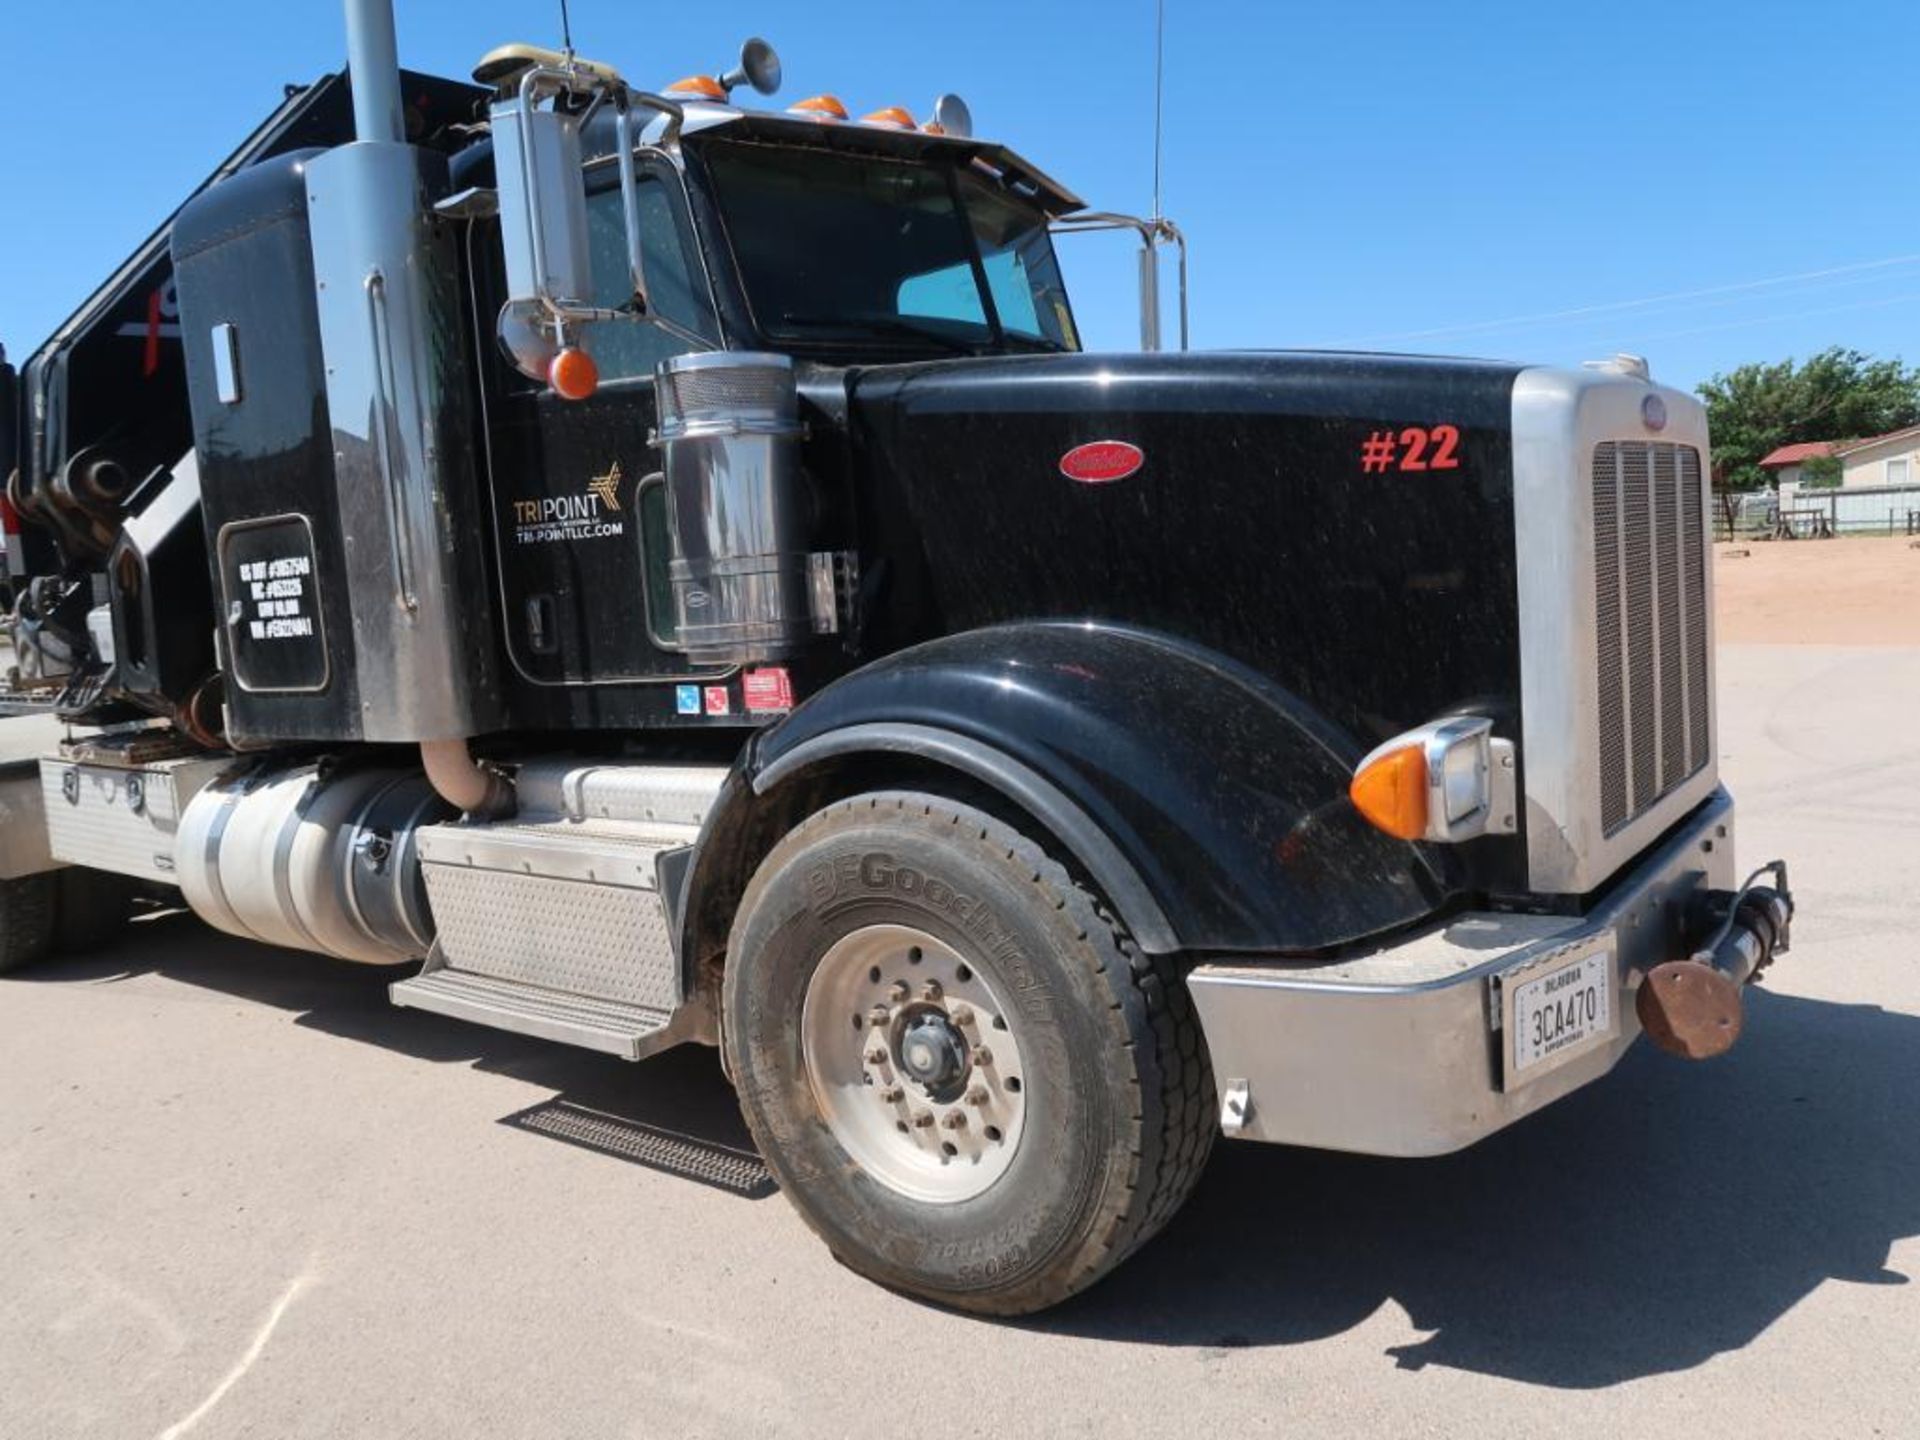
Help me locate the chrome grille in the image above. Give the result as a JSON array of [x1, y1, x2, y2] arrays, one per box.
[[1591, 442, 1710, 835]]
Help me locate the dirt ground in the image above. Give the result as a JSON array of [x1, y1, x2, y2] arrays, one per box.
[[1715, 534, 1920, 645], [6, 644, 1918, 1440]]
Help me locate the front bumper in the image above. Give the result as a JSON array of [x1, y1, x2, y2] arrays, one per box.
[[1187, 787, 1742, 1158]]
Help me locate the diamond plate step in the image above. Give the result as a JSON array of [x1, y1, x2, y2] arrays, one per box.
[[390, 967, 680, 1061], [415, 818, 689, 1016]]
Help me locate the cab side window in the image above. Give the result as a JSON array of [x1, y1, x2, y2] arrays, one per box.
[[583, 176, 717, 381]]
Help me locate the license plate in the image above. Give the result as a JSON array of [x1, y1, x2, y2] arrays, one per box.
[[1508, 948, 1615, 1082]]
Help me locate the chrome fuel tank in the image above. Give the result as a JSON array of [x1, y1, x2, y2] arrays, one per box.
[[654, 351, 814, 665]]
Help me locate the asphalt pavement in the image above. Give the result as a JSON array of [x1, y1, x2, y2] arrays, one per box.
[[3, 643, 1916, 1439]]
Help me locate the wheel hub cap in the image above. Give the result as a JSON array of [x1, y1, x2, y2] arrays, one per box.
[[898, 1014, 967, 1090], [800, 923, 1028, 1204]]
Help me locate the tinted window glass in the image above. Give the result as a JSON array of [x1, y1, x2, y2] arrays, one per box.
[[953, 173, 1077, 348], [705, 141, 1074, 353], [583, 177, 715, 381]]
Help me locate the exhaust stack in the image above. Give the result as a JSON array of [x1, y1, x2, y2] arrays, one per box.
[[299, 0, 502, 752], [344, 0, 406, 144]]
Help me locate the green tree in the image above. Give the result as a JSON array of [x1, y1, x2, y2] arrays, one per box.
[[1801, 453, 1843, 489], [1696, 347, 1920, 491]]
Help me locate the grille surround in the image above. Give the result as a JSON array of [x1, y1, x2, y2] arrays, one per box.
[[1591, 441, 1711, 835], [1511, 369, 1720, 896]]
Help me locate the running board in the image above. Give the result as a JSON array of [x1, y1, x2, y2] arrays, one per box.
[[390, 965, 682, 1062], [390, 758, 728, 1060]]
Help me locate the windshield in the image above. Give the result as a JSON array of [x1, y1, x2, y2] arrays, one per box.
[[702, 140, 1079, 355]]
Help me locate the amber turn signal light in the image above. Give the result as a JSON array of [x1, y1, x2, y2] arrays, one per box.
[[665, 74, 728, 102], [789, 94, 849, 121], [861, 106, 917, 130], [1349, 744, 1430, 842], [549, 347, 599, 402], [1349, 716, 1514, 845]]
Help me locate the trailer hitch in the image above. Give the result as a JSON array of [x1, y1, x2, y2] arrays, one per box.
[[1636, 861, 1794, 1061]]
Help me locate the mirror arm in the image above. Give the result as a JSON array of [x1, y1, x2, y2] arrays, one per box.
[[1051, 212, 1191, 353], [626, 91, 687, 149], [614, 99, 650, 316]]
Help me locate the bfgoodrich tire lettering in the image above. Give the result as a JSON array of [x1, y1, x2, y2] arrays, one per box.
[[723, 792, 1215, 1315]]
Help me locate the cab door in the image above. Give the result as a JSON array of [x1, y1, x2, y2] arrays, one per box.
[[482, 155, 718, 690]]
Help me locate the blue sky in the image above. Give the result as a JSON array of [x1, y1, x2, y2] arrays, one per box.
[[4, 0, 1917, 393]]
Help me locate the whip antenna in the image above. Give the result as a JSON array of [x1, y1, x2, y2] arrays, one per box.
[[559, 0, 575, 62], [1151, 0, 1166, 221]]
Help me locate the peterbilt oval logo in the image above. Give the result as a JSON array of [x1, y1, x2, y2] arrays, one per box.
[[1060, 440, 1144, 484]]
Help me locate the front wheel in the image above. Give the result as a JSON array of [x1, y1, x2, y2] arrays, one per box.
[[723, 792, 1215, 1315]]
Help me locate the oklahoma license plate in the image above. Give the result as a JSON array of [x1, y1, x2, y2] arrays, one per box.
[[1507, 948, 1615, 1083]]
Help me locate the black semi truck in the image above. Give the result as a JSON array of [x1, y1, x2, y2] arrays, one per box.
[[0, 0, 1795, 1314]]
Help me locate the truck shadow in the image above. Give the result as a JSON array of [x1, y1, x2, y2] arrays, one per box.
[[30, 909, 762, 1169], [28, 913, 1917, 1386], [1036, 985, 1919, 1388]]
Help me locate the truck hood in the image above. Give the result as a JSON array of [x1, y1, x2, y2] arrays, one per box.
[[843, 348, 1527, 748]]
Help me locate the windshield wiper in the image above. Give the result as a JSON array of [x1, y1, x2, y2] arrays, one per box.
[[779, 312, 986, 356]]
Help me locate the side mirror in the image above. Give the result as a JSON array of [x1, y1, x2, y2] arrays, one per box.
[[490, 65, 688, 393], [491, 72, 595, 329]]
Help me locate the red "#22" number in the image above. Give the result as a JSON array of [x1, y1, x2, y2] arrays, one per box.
[[1359, 424, 1463, 474]]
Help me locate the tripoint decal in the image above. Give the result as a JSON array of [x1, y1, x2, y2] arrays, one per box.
[[510, 462, 628, 544]]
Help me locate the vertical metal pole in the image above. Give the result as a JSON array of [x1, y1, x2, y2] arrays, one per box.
[[344, 0, 406, 145], [1138, 240, 1161, 352], [615, 104, 650, 311]]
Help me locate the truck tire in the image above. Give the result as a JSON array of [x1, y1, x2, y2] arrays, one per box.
[[723, 792, 1215, 1315], [0, 872, 58, 974], [53, 868, 138, 954]]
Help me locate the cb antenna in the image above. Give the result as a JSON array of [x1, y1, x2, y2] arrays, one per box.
[[1151, 0, 1166, 222], [559, 0, 575, 63]]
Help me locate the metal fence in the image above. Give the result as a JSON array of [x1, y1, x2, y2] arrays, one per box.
[[1722, 483, 1920, 540], [1788, 483, 1920, 536], [1712, 491, 1778, 542]]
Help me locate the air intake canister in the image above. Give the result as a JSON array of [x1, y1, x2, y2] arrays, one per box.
[[653, 351, 812, 665]]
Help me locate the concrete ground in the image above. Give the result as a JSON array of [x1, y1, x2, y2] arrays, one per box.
[[3, 643, 1916, 1439]]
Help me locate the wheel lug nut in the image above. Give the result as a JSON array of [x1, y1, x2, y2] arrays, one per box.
[[941, 1110, 967, 1130], [920, 979, 943, 1002], [966, 1085, 989, 1106], [972, 1047, 993, 1067], [949, 1003, 974, 1026], [868, 1004, 891, 1026], [865, 1048, 888, 1066], [881, 1086, 905, 1103], [888, 981, 911, 1003], [912, 1111, 935, 1128]]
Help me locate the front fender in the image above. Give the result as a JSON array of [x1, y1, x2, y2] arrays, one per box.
[[744, 624, 1452, 955]]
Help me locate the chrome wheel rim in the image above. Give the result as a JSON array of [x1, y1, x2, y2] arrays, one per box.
[[800, 923, 1028, 1204]]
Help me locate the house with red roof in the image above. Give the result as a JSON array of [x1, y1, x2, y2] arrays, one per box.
[[1757, 440, 1847, 490]]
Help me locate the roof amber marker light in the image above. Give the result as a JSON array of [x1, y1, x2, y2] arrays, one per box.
[[1349, 744, 1430, 842], [549, 347, 599, 402], [664, 74, 728, 102], [861, 106, 917, 130], [789, 94, 850, 122]]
